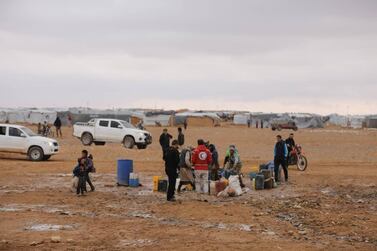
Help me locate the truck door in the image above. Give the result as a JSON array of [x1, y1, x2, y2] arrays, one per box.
[[95, 120, 111, 141], [8, 127, 27, 152], [109, 120, 124, 142]]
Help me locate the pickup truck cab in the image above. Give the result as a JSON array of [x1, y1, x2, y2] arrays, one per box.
[[73, 119, 152, 149], [0, 124, 59, 161]]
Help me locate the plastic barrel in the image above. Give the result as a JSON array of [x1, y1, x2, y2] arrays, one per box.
[[117, 159, 133, 186]]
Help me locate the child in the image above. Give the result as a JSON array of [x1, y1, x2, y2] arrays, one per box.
[[76, 159, 87, 196]]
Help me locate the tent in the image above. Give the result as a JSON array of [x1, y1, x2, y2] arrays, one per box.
[[0, 110, 8, 123], [365, 116, 377, 128], [25, 110, 57, 124], [233, 114, 250, 125], [143, 115, 171, 126], [6, 110, 28, 123], [174, 112, 221, 127], [328, 114, 365, 128]]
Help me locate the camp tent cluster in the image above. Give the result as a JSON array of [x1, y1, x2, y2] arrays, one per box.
[[0, 108, 376, 129]]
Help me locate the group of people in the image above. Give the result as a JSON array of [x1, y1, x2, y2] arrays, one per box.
[[160, 128, 298, 201], [247, 118, 264, 128], [37, 116, 63, 138], [72, 150, 96, 196], [160, 128, 244, 202], [273, 133, 296, 183]]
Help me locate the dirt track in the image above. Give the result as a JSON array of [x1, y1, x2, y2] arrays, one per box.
[[0, 125, 376, 250]]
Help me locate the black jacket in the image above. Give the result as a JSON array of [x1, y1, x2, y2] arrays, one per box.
[[159, 133, 172, 149], [285, 138, 296, 149], [54, 117, 62, 127], [178, 132, 185, 146], [164, 147, 180, 177], [274, 141, 288, 159]]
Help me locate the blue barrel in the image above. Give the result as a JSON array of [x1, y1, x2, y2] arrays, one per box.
[[117, 159, 133, 186]]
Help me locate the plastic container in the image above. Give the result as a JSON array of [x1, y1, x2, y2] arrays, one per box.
[[117, 159, 133, 186], [153, 176, 161, 191], [129, 173, 139, 187], [215, 180, 227, 194], [255, 174, 264, 190], [158, 180, 168, 192]]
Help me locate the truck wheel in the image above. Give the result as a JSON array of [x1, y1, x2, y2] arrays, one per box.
[[137, 144, 147, 150], [43, 155, 51, 161], [123, 136, 135, 149], [81, 133, 93, 146], [28, 146, 44, 161]]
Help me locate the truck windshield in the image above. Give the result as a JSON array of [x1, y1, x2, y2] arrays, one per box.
[[120, 121, 135, 129], [21, 127, 38, 136]]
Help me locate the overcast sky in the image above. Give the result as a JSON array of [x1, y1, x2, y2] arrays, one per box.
[[0, 0, 376, 114]]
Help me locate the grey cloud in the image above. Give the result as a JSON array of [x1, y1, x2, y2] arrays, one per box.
[[0, 0, 376, 114]]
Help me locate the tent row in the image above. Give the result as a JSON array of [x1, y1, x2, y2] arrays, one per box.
[[1, 108, 376, 129]]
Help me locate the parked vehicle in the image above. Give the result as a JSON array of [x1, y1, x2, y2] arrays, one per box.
[[271, 120, 298, 131], [0, 124, 59, 161], [73, 119, 152, 149], [287, 144, 308, 171]]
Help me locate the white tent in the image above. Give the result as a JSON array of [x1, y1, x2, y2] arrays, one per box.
[[6, 110, 27, 123], [0, 110, 8, 123], [143, 115, 171, 126], [25, 110, 57, 124], [233, 114, 250, 125]]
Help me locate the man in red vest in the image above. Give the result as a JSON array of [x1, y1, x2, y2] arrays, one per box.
[[192, 139, 212, 194]]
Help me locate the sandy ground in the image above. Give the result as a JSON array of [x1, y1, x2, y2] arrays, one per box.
[[0, 125, 376, 250]]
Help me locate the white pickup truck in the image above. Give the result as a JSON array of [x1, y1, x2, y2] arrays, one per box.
[[0, 124, 59, 161], [73, 118, 152, 149]]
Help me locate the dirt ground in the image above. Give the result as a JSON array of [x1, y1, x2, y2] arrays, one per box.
[[0, 125, 376, 250]]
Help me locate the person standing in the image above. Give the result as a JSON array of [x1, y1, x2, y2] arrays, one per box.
[[159, 128, 172, 159], [192, 139, 212, 194], [274, 135, 288, 183], [261, 120, 264, 129], [75, 159, 87, 196], [285, 133, 296, 154], [208, 144, 220, 181], [177, 127, 185, 147], [42, 121, 48, 136], [164, 140, 180, 202], [183, 120, 188, 130], [256, 120, 259, 128], [78, 150, 95, 192], [54, 116, 63, 138], [178, 146, 195, 192], [247, 119, 251, 128], [37, 123, 43, 135]]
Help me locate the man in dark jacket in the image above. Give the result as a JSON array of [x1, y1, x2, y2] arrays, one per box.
[[164, 140, 180, 201], [285, 133, 296, 154], [274, 135, 288, 183], [53, 116, 62, 138], [159, 128, 173, 159], [208, 144, 220, 181], [177, 127, 185, 147]]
